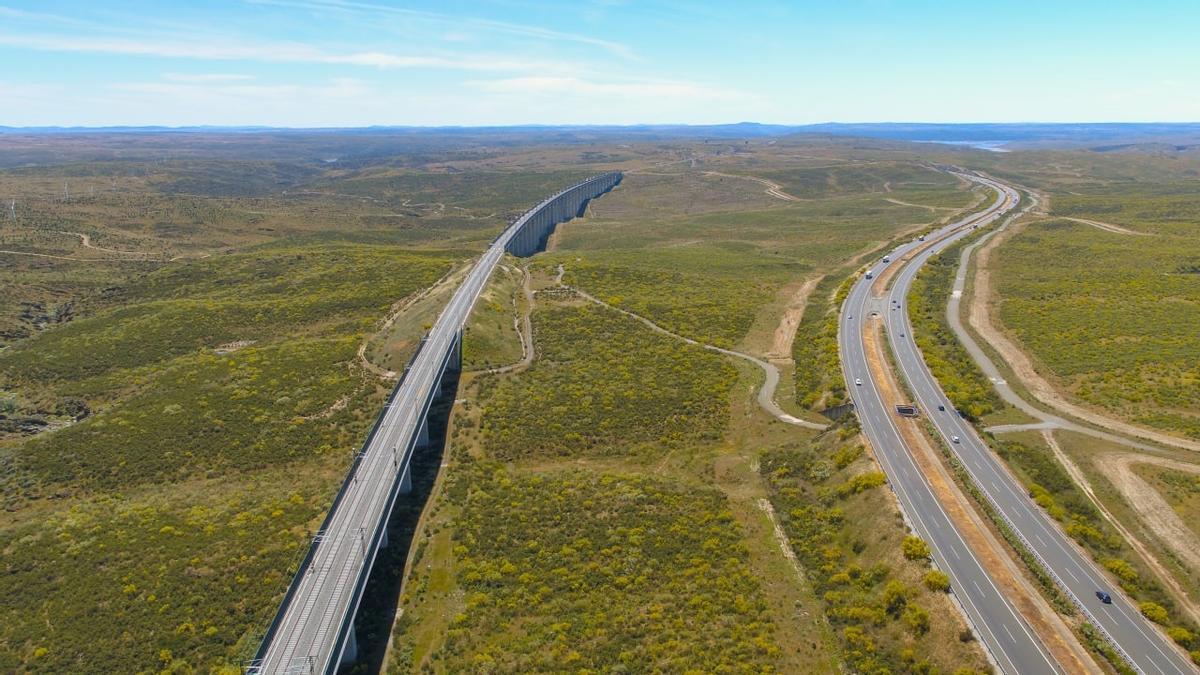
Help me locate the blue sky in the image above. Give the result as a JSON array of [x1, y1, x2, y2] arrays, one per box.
[[1, 0, 1197, 127]]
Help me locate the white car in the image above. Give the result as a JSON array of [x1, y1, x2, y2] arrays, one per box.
[[951, 435, 961, 444], [855, 378, 863, 386]]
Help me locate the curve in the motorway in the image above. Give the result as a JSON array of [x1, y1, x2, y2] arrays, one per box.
[[841, 178, 1064, 674], [874, 173, 1194, 675]]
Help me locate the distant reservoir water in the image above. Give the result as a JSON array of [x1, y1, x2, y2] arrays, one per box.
[[914, 140, 1011, 152]]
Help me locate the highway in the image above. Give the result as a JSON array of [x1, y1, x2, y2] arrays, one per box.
[[251, 173, 621, 674], [840, 176, 1062, 674], [843, 171, 1195, 674]]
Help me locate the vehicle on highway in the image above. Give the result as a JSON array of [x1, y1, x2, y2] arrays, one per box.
[[937, 405, 945, 411], [918, 235, 926, 241], [882, 255, 891, 263], [1097, 591, 1113, 604], [855, 378, 863, 386], [951, 435, 961, 444], [865, 270, 874, 279]]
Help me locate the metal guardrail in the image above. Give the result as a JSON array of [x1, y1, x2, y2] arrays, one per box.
[[889, 179, 1143, 673]]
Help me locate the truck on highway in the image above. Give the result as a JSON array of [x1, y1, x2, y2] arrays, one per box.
[[882, 255, 890, 263], [865, 270, 874, 279]]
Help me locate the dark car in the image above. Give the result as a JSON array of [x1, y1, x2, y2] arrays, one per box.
[[938, 405, 945, 411], [1096, 591, 1113, 604]]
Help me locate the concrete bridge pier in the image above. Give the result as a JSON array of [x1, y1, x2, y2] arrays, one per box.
[[398, 460, 413, 495], [449, 330, 462, 372]]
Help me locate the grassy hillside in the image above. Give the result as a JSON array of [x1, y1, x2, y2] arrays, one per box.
[[2, 136, 1001, 672], [0, 142, 604, 670], [991, 186, 1200, 439], [482, 302, 737, 458], [391, 152, 990, 673]]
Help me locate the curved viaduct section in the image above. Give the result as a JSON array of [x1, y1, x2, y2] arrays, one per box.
[[250, 171, 622, 675]]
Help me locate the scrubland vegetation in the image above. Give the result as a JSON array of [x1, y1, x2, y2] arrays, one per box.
[[761, 424, 990, 674], [2, 245, 454, 494], [460, 264, 525, 371], [0, 243, 455, 670], [907, 239, 1004, 420], [0, 136, 597, 670], [757, 163, 960, 200], [991, 184, 1200, 439], [482, 302, 737, 458], [0, 467, 329, 673], [793, 274, 854, 409], [990, 433, 1200, 661], [557, 244, 801, 347], [431, 466, 782, 672], [390, 294, 791, 672]]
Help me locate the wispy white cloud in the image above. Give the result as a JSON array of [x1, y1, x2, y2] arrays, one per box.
[[0, 32, 573, 73], [469, 76, 744, 101], [246, 0, 637, 60], [163, 73, 256, 83], [0, 5, 88, 26], [117, 77, 370, 100]]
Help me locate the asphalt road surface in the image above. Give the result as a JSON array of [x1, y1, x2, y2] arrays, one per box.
[[843, 171, 1194, 674], [841, 176, 1063, 674]]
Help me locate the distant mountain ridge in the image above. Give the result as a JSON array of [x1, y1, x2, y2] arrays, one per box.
[[4, 121, 1198, 143]]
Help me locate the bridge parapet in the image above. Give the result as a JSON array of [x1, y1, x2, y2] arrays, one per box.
[[250, 172, 621, 674], [504, 172, 622, 256]]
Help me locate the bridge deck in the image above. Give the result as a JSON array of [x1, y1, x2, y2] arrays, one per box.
[[250, 172, 621, 674]]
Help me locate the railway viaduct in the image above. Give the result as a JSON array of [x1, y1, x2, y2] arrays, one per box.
[[248, 171, 622, 674]]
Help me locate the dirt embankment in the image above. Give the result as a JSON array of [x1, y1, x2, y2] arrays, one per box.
[[480, 266, 536, 376], [970, 220, 1200, 454], [764, 276, 822, 361], [863, 321, 1097, 674], [1061, 217, 1151, 236], [1040, 432, 1200, 624]]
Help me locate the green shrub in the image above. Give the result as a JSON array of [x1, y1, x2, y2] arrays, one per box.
[[902, 535, 931, 561], [923, 570, 951, 593], [882, 580, 909, 616], [1167, 626, 1195, 646], [1140, 601, 1170, 625], [1103, 558, 1140, 584], [903, 605, 931, 635]]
